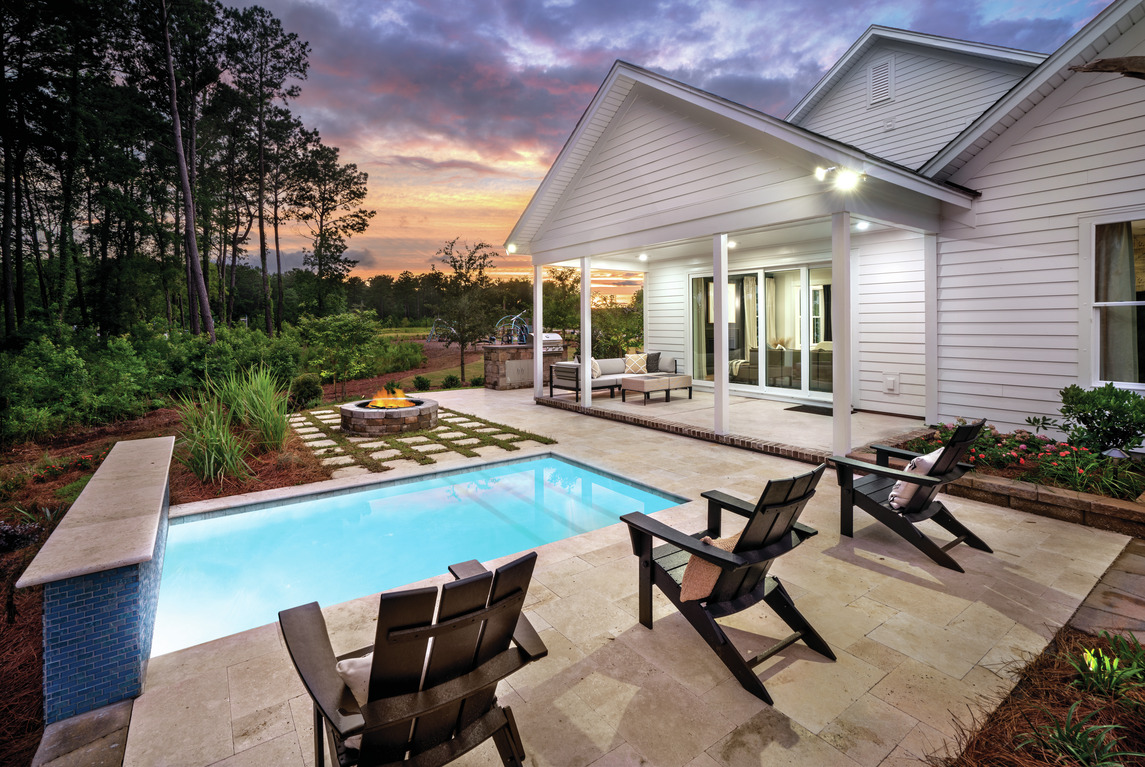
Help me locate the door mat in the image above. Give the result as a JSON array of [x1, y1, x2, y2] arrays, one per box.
[[785, 405, 834, 416]]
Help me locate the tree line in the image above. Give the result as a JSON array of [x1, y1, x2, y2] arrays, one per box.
[[0, 0, 375, 346]]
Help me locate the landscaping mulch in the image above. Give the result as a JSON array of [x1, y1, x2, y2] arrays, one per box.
[[931, 626, 1145, 767]]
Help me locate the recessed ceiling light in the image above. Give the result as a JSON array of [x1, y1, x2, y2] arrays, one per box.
[[506, 243, 517, 254], [638, 253, 648, 261], [728, 240, 737, 249], [855, 220, 870, 231]]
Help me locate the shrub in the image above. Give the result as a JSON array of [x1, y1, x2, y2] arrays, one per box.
[[442, 374, 461, 389], [235, 367, 290, 452], [1032, 442, 1145, 500], [470, 376, 485, 387], [382, 340, 426, 373], [413, 375, 431, 391], [290, 373, 324, 410], [1059, 383, 1145, 451], [175, 394, 250, 483]]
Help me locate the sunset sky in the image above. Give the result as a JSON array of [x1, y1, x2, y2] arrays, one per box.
[[243, 0, 1106, 292]]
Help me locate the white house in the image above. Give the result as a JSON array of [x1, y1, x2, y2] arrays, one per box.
[[507, 0, 1145, 455]]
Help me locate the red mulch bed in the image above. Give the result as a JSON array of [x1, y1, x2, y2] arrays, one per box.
[[0, 409, 331, 767]]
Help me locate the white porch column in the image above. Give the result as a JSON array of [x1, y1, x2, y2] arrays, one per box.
[[923, 233, 939, 424], [579, 257, 592, 407], [832, 212, 853, 456], [533, 265, 544, 398], [713, 234, 729, 435]]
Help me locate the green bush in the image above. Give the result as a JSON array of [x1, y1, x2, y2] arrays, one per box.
[[469, 376, 485, 387], [1032, 442, 1145, 500], [1059, 383, 1145, 451], [290, 373, 324, 410], [413, 375, 431, 391], [442, 374, 461, 389], [382, 340, 426, 373], [174, 394, 250, 483]]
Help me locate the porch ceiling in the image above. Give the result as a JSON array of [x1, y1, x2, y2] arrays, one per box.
[[547, 216, 889, 272]]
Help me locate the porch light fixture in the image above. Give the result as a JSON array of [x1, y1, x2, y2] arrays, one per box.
[[814, 166, 864, 191], [506, 243, 517, 254]]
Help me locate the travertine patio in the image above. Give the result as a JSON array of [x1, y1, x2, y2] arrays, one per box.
[[122, 388, 1129, 767]]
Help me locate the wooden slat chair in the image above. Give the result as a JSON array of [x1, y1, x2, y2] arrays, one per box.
[[279, 552, 547, 767], [620, 464, 834, 705], [831, 419, 992, 572]]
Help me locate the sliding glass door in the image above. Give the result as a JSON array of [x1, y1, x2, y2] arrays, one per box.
[[696, 264, 832, 394], [691, 274, 760, 383]]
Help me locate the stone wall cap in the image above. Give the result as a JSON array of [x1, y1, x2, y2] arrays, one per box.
[[17, 436, 174, 588]]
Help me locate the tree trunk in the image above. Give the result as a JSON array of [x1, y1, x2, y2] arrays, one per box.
[[26, 185, 49, 309], [162, 0, 214, 342], [273, 194, 283, 333], [257, 115, 273, 336], [1, 138, 15, 336]]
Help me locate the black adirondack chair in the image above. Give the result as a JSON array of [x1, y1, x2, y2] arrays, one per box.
[[620, 464, 834, 705], [831, 419, 992, 572], [279, 552, 547, 767]]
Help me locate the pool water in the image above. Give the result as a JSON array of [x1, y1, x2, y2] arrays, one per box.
[[151, 455, 683, 656]]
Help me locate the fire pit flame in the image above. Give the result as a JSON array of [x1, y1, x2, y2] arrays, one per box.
[[366, 388, 416, 409]]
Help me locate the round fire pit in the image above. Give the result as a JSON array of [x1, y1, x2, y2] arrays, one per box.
[[339, 397, 439, 436]]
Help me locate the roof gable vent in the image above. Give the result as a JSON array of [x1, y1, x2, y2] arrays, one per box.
[[868, 57, 895, 105]]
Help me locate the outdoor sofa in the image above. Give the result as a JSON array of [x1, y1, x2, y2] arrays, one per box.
[[549, 353, 679, 398]]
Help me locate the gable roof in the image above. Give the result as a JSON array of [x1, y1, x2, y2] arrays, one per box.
[[922, 0, 1145, 179], [786, 26, 1046, 126], [505, 61, 976, 255]]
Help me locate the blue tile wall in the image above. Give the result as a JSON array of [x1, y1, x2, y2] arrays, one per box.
[[41, 499, 169, 724]]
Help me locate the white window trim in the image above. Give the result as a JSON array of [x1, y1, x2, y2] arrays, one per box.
[[1079, 207, 1145, 391], [867, 56, 895, 106]]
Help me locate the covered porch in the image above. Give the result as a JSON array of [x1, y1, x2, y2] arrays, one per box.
[[506, 62, 978, 456]]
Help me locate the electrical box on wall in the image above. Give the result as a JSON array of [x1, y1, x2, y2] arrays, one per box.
[[884, 374, 899, 394]]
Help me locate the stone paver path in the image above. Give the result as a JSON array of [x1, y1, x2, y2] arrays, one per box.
[[289, 404, 557, 479]]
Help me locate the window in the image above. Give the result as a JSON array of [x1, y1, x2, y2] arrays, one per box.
[[868, 57, 895, 105], [1095, 219, 1145, 384]]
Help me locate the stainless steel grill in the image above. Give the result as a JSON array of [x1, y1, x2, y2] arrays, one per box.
[[529, 332, 564, 352]]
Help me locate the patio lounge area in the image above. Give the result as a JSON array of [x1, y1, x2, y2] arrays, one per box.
[[102, 388, 1135, 767]]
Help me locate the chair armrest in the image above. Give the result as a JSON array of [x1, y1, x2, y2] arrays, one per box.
[[869, 444, 920, 465], [830, 455, 944, 487], [621, 512, 742, 568], [512, 614, 548, 660], [448, 560, 487, 580], [700, 489, 755, 518]]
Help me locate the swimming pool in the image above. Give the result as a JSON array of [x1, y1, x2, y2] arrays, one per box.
[[151, 454, 684, 656]]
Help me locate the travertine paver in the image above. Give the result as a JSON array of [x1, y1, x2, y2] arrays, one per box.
[[293, 427, 320, 435], [127, 388, 1130, 767], [331, 466, 371, 479], [488, 433, 516, 440], [412, 444, 447, 453], [298, 432, 326, 441], [369, 449, 401, 460], [356, 440, 387, 449], [395, 435, 430, 444], [474, 427, 500, 433], [436, 431, 467, 439], [311, 447, 342, 456], [319, 456, 355, 466], [305, 439, 336, 448]]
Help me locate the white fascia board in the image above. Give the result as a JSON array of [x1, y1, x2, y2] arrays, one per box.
[[786, 26, 1046, 124], [921, 0, 1145, 178]]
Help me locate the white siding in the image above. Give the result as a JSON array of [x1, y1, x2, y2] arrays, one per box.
[[797, 43, 1030, 170], [938, 43, 1145, 431], [534, 87, 822, 253], [644, 260, 689, 370], [855, 229, 927, 416]]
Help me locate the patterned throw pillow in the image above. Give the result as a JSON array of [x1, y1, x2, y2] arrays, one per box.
[[623, 353, 648, 374], [590, 357, 602, 378]]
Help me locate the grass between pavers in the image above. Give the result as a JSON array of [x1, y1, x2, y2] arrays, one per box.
[[293, 407, 556, 473]]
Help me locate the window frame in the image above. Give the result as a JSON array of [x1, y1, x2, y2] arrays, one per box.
[[1079, 207, 1145, 391]]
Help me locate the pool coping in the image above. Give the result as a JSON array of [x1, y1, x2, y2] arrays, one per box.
[[168, 449, 689, 524]]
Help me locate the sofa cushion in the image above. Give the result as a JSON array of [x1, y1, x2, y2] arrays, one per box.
[[624, 353, 647, 374], [598, 357, 626, 375]]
